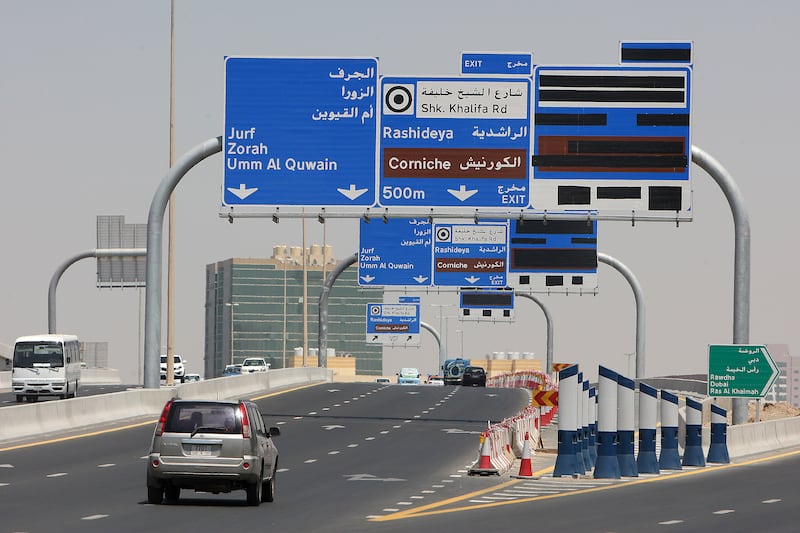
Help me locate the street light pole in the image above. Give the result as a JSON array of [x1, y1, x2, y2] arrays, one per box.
[[226, 302, 239, 366]]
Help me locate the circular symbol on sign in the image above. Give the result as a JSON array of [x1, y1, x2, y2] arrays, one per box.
[[436, 227, 451, 242], [385, 85, 413, 113], [370, 305, 382, 316]]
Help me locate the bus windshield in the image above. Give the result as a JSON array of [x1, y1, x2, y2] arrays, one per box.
[[13, 342, 64, 368]]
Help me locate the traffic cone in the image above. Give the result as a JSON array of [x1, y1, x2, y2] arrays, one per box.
[[514, 432, 534, 478], [478, 434, 493, 469]]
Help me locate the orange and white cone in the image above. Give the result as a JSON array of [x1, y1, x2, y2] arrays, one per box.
[[478, 434, 493, 470], [516, 432, 534, 477]]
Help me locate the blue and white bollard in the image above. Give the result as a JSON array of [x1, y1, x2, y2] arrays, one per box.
[[707, 403, 730, 464], [683, 397, 706, 467], [636, 382, 660, 474], [582, 378, 594, 470], [617, 373, 638, 477], [588, 386, 598, 467], [553, 364, 582, 477], [659, 390, 682, 470], [594, 366, 621, 479]]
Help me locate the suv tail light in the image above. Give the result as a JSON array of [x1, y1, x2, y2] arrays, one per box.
[[239, 403, 251, 439], [154, 400, 173, 437]]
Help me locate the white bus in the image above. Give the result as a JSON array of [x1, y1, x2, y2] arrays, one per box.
[[12, 334, 81, 402]]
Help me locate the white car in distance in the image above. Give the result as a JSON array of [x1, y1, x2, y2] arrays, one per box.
[[241, 358, 270, 373]]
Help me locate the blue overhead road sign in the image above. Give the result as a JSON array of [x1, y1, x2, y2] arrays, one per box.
[[531, 64, 692, 216], [461, 52, 533, 76], [379, 77, 530, 208], [358, 217, 432, 287], [432, 222, 508, 287], [366, 303, 421, 346], [223, 57, 378, 207]]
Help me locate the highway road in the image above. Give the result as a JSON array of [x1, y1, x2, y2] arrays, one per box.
[[1, 382, 798, 532]]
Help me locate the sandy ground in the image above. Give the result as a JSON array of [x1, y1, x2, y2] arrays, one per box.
[[748, 401, 800, 423]]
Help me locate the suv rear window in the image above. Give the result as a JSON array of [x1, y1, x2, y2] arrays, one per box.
[[165, 402, 241, 434]]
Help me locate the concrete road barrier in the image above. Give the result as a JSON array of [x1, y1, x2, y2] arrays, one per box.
[[0, 367, 332, 443]]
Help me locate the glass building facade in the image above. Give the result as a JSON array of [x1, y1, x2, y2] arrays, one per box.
[[204, 254, 383, 378]]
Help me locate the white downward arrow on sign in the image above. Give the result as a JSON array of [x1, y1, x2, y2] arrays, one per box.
[[413, 276, 428, 283], [360, 275, 375, 283], [227, 183, 258, 200], [447, 185, 478, 201], [337, 184, 368, 200], [464, 276, 480, 284]]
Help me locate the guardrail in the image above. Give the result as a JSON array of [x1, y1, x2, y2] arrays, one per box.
[[0, 367, 332, 443]]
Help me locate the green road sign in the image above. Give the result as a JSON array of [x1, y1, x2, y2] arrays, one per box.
[[708, 344, 779, 398]]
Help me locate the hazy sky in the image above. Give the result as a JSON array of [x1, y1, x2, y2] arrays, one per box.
[[2, 1, 798, 384]]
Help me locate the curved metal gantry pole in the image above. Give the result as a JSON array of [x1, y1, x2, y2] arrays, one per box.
[[143, 136, 222, 389], [692, 145, 751, 425], [48, 248, 147, 334], [318, 253, 358, 368], [598, 253, 645, 379], [419, 321, 443, 369], [514, 292, 554, 374]]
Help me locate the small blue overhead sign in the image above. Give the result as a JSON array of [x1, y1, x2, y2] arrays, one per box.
[[432, 222, 508, 287], [358, 218, 432, 287], [461, 52, 533, 76], [223, 57, 378, 207], [366, 303, 421, 346]]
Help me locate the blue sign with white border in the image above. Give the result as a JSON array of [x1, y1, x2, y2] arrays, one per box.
[[531, 64, 691, 216], [366, 303, 420, 346], [379, 76, 530, 208], [358, 217, 432, 287], [432, 222, 508, 287], [461, 52, 533, 76], [223, 57, 378, 207]]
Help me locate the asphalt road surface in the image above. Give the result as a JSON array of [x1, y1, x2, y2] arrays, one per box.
[[1, 382, 798, 532]]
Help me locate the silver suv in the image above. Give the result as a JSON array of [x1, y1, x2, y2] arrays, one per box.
[[147, 399, 280, 506]]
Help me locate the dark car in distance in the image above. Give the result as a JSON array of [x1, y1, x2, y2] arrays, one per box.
[[461, 366, 487, 386]]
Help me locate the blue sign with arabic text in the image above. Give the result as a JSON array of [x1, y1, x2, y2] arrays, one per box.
[[379, 76, 530, 208], [432, 222, 508, 287], [358, 217, 432, 287], [223, 57, 378, 207]]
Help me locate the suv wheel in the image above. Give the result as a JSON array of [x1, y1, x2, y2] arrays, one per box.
[[147, 486, 164, 504], [246, 470, 263, 506], [262, 469, 276, 502]]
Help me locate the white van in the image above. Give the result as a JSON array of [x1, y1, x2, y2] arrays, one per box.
[[12, 334, 81, 402], [160, 354, 187, 383]]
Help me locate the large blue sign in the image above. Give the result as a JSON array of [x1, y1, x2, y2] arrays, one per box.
[[358, 217, 432, 287], [432, 222, 508, 287], [223, 57, 378, 207], [379, 77, 530, 208], [366, 303, 420, 346], [531, 64, 692, 216]]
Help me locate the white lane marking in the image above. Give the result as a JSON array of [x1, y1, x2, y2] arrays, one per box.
[[380, 431, 389, 435], [449, 474, 462, 478], [97, 464, 115, 468], [713, 509, 735, 515], [0, 464, 14, 468], [308, 411, 318, 415], [344, 400, 351, 404], [304, 459, 318, 464], [382, 508, 399, 512], [348, 444, 359, 448], [393, 425, 402, 429], [658, 520, 684, 525], [81, 515, 108, 520], [432, 485, 445, 488], [365, 437, 375, 441], [421, 411, 429, 414], [0, 483, 9, 487], [763, 499, 782, 504], [277, 468, 290, 473], [328, 451, 340, 455], [334, 404, 341, 407], [293, 416, 304, 420], [421, 490, 435, 494], [396, 501, 413, 506], [139, 455, 148, 459], [413, 415, 421, 418], [47, 473, 68, 478], [327, 389, 341, 393], [276, 421, 287, 425], [410, 495, 424, 499], [322, 407, 330, 411], [441, 479, 454, 483]]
